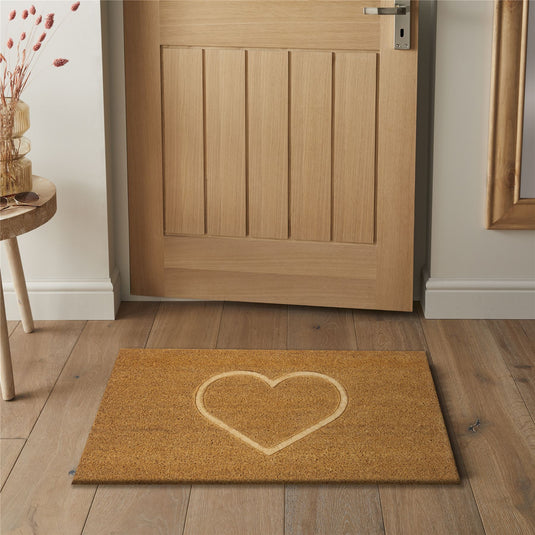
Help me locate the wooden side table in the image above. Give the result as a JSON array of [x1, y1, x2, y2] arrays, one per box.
[[0, 176, 56, 400]]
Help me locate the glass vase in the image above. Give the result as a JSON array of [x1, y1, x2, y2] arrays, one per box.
[[0, 99, 32, 196]]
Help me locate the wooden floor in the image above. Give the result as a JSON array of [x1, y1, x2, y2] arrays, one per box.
[[1, 302, 534, 534]]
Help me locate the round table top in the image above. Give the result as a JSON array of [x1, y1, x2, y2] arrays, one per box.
[[0, 176, 57, 241]]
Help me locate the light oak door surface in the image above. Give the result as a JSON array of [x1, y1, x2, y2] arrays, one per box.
[[124, 0, 419, 311]]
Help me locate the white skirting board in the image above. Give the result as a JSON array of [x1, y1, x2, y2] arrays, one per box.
[[422, 275, 535, 319], [2, 267, 121, 321], [4, 267, 533, 320]]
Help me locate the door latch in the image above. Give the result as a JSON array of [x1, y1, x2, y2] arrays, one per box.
[[363, 1, 411, 50]]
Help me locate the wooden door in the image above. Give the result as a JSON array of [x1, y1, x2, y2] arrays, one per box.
[[124, 1, 418, 311]]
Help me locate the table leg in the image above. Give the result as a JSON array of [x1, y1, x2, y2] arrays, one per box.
[[0, 268, 15, 400], [4, 237, 34, 333]]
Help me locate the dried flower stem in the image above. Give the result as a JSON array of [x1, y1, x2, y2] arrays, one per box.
[[1, 2, 80, 185], [1, 2, 79, 104]]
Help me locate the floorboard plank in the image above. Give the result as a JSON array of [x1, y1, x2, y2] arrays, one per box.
[[352, 309, 427, 350], [519, 320, 535, 343], [183, 302, 286, 535], [286, 484, 384, 535], [1, 320, 86, 438], [82, 302, 223, 535], [185, 484, 284, 535], [352, 310, 484, 535], [82, 486, 190, 535], [146, 301, 223, 348], [217, 302, 287, 349], [288, 306, 357, 350], [285, 306, 384, 535], [0, 438, 25, 489], [380, 482, 484, 535], [487, 319, 535, 419], [0, 303, 158, 535], [7, 321, 18, 336], [420, 317, 535, 534]]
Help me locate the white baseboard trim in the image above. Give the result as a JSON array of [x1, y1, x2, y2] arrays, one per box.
[[422, 275, 535, 319], [3, 267, 121, 320]]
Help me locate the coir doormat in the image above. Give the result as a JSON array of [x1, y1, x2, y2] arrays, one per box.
[[73, 349, 459, 484]]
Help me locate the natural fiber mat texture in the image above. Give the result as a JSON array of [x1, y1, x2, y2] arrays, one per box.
[[73, 349, 459, 484]]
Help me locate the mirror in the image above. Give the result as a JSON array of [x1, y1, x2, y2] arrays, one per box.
[[521, 0, 535, 198], [487, 0, 535, 229]]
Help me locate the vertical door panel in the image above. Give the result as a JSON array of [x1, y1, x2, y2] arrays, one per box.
[[376, 42, 418, 310], [333, 52, 377, 244], [162, 48, 205, 235], [290, 51, 332, 242], [205, 49, 247, 237], [248, 50, 289, 240]]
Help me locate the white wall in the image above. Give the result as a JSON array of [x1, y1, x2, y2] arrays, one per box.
[[423, 0, 535, 318], [1, 0, 119, 319]]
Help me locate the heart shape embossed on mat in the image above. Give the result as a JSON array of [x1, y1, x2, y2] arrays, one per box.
[[195, 371, 348, 455]]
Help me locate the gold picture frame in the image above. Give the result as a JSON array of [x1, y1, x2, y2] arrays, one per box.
[[487, 0, 535, 229]]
